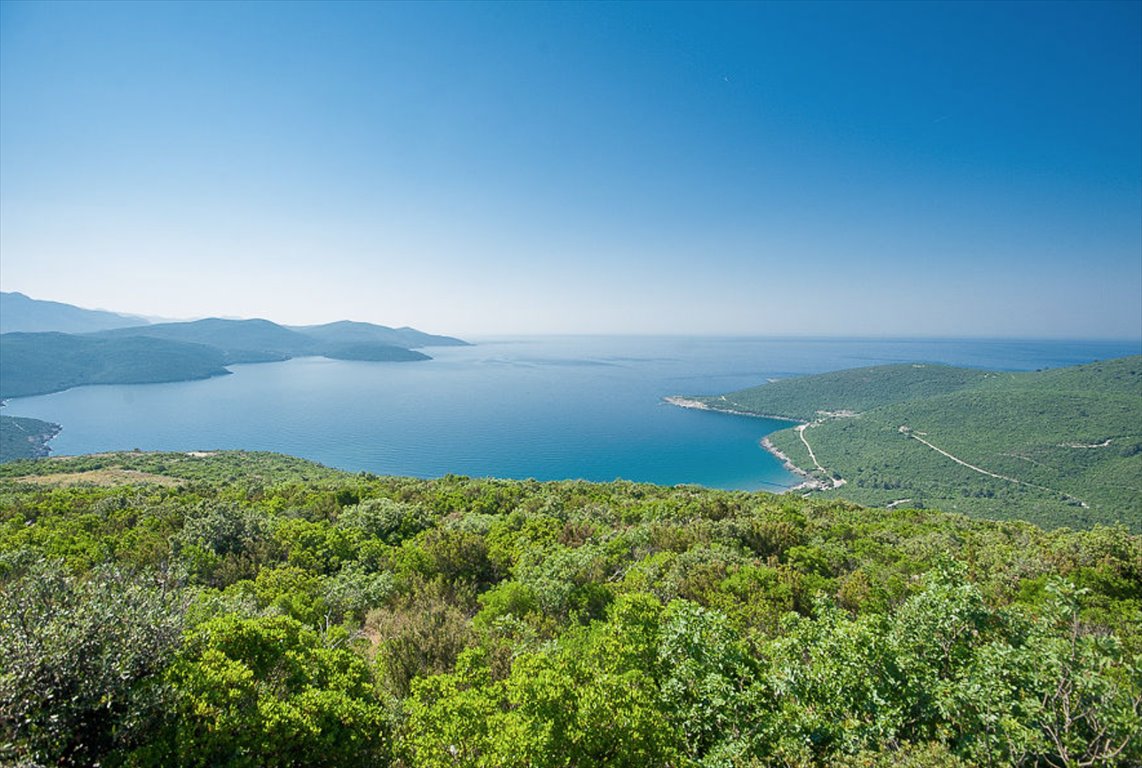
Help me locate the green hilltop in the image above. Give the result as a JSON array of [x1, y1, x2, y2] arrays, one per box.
[[684, 356, 1142, 532]]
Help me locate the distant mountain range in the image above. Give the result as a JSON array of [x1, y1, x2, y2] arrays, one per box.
[[0, 291, 148, 333], [0, 292, 470, 398], [289, 320, 467, 351]]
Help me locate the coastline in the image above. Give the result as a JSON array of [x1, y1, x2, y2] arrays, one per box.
[[759, 436, 832, 492], [664, 396, 825, 492], [663, 396, 803, 424]]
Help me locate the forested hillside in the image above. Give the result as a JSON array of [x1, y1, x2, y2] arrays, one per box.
[[1, 451, 1138, 767], [689, 363, 996, 420], [684, 357, 1142, 532], [0, 332, 231, 398]]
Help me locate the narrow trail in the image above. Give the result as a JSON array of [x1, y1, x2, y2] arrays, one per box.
[[796, 423, 825, 473], [900, 426, 1088, 508], [795, 423, 845, 489]]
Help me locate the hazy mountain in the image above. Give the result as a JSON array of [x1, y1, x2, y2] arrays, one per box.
[[0, 291, 149, 334], [94, 318, 320, 364], [94, 318, 436, 364], [2, 295, 462, 397], [3, 293, 468, 354], [292, 320, 470, 348]]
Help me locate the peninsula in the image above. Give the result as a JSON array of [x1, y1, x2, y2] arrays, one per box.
[[669, 356, 1142, 532], [0, 414, 61, 461]]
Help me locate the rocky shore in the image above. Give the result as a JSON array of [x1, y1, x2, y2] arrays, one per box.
[[760, 436, 832, 492]]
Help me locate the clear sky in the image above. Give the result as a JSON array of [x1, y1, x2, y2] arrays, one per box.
[[1, 1, 1139, 338]]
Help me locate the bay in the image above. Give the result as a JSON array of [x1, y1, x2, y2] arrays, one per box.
[[3, 336, 1138, 490]]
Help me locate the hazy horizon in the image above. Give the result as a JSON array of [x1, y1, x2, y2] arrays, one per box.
[[7, 288, 1142, 344], [2, 1, 1139, 338]]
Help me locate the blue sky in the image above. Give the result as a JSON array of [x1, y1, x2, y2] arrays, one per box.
[[1, 1, 1139, 337]]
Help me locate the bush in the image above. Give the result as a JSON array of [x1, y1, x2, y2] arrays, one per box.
[[151, 614, 391, 768], [0, 561, 186, 767]]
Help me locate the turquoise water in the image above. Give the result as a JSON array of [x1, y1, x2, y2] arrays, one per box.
[[4, 336, 1139, 490]]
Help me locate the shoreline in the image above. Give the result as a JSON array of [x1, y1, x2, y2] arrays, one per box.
[[663, 396, 804, 424], [664, 396, 828, 492], [759, 436, 832, 492]]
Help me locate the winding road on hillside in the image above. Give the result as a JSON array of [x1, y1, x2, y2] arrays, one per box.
[[796, 424, 824, 473], [899, 426, 1088, 508], [796, 423, 845, 489]]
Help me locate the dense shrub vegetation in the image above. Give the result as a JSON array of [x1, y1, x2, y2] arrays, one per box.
[[1, 451, 1139, 766]]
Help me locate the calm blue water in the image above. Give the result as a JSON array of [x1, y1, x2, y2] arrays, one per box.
[[4, 336, 1139, 490]]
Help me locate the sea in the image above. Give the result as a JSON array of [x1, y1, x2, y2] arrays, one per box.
[[4, 336, 1139, 491]]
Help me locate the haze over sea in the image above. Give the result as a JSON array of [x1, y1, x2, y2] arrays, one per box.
[[4, 336, 1139, 490]]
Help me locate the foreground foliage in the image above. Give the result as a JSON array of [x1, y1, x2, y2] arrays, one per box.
[[1, 451, 1139, 767]]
